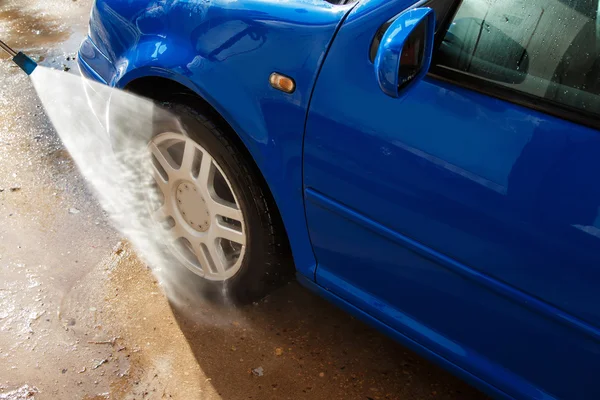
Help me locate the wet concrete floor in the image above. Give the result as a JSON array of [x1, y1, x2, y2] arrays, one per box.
[[0, 1, 488, 399]]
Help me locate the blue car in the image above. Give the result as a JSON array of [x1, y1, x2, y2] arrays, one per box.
[[78, 0, 600, 398]]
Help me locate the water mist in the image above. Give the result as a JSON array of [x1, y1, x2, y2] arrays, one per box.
[[28, 66, 236, 316]]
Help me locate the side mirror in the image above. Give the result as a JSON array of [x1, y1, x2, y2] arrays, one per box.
[[374, 8, 435, 98]]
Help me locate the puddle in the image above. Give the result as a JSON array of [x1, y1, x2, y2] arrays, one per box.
[[0, 7, 70, 54]]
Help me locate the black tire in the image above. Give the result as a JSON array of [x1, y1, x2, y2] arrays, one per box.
[[146, 100, 291, 304]]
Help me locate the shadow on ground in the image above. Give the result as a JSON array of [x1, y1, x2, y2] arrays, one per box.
[[168, 280, 488, 400]]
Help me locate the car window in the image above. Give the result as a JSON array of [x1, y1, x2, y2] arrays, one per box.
[[434, 0, 600, 118]]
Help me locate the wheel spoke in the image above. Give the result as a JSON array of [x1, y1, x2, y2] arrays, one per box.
[[206, 240, 227, 274], [149, 142, 176, 178], [196, 151, 214, 189], [189, 241, 208, 274], [152, 205, 169, 221], [150, 171, 169, 198], [169, 220, 189, 241], [211, 199, 243, 222], [213, 222, 245, 246], [191, 240, 225, 275], [180, 140, 196, 174]]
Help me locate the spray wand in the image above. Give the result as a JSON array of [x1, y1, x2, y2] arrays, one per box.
[[0, 39, 38, 75]]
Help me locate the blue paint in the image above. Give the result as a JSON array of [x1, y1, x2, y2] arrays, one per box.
[[305, 188, 599, 399], [305, 189, 600, 343], [79, 0, 600, 398]]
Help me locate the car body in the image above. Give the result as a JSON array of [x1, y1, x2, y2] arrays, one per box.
[[79, 0, 600, 398]]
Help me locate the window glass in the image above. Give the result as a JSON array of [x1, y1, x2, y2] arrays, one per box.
[[435, 0, 600, 116]]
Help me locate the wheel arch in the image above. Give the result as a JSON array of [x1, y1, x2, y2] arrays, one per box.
[[121, 74, 294, 268], [82, 0, 353, 280]]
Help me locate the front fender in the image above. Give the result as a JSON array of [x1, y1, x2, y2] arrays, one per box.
[[81, 0, 355, 278]]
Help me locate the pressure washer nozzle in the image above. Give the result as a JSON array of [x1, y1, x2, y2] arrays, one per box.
[[12, 52, 37, 75], [0, 40, 37, 75]]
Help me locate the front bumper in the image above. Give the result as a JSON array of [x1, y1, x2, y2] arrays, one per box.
[[78, 36, 115, 128], [78, 35, 114, 84]]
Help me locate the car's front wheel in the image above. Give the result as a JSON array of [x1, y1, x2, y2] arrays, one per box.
[[144, 101, 289, 303]]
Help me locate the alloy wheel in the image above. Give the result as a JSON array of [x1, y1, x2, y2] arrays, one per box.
[[147, 132, 247, 281]]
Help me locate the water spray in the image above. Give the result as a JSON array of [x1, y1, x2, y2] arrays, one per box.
[[0, 39, 37, 75], [0, 38, 231, 312]]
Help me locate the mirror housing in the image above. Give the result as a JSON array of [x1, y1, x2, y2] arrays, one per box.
[[374, 8, 435, 98]]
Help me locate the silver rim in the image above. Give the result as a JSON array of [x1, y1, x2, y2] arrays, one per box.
[[147, 132, 246, 281]]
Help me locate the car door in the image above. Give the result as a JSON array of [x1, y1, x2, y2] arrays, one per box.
[[303, 0, 600, 398]]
